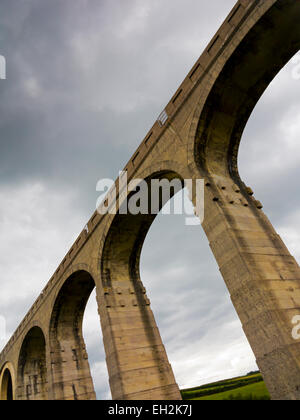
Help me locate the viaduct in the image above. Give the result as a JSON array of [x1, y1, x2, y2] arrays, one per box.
[[1, 0, 300, 401]]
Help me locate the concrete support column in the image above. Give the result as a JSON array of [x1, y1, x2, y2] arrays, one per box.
[[202, 174, 300, 400], [49, 339, 96, 400], [97, 281, 181, 400]]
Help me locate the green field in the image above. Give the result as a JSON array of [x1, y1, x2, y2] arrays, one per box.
[[181, 372, 270, 401]]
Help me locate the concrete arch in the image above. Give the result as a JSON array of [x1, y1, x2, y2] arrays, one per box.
[[98, 160, 193, 261], [1, 369, 13, 400], [49, 269, 97, 400], [134, 160, 193, 189], [17, 326, 48, 400], [0, 363, 15, 400], [192, 0, 300, 179], [50, 263, 98, 309], [100, 160, 202, 293], [101, 169, 185, 291], [99, 166, 185, 400]]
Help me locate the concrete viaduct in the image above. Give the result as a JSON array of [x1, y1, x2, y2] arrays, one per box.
[[1, 0, 300, 400]]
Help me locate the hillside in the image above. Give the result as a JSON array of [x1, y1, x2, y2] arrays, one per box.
[[181, 372, 270, 401]]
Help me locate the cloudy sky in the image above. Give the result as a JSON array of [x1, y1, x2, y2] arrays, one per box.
[[0, 0, 299, 400]]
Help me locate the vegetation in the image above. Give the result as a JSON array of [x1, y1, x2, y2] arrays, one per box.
[[181, 372, 270, 401]]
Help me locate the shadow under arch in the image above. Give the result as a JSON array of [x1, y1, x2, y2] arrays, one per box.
[[49, 270, 96, 400], [101, 170, 184, 290], [17, 326, 47, 400], [194, 0, 300, 180], [0, 367, 13, 400]]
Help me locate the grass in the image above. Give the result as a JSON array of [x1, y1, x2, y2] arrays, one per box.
[[194, 381, 270, 400], [181, 372, 271, 401]]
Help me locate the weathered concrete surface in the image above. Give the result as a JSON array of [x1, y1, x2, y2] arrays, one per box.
[[1, 0, 300, 400]]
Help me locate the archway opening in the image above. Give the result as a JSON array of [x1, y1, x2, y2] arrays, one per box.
[[101, 168, 260, 397], [49, 270, 99, 400], [17, 326, 47, 400], [101, 170, 189, 399], [194, 0, 300, 180], [82, 290, 110, 399], [1, 368, 13, 400], [140, 188, 258, 392], [101, 171, 184, 288], [238, 51, 300, 290]]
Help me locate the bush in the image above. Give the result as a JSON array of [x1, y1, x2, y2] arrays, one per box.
[[224, 393, 270, 401]]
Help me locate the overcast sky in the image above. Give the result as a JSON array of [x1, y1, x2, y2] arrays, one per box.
[[0, 0, 300, 400]]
